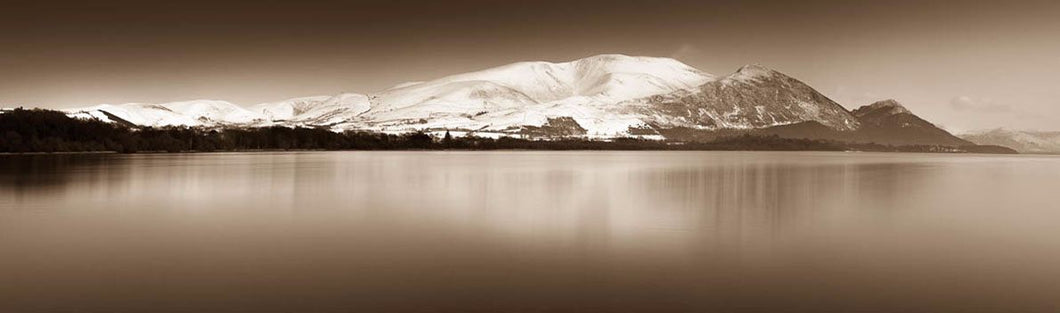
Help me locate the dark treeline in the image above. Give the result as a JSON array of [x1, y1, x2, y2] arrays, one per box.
[[0, 109, 1016, 154], [0, 109, 435, 153]]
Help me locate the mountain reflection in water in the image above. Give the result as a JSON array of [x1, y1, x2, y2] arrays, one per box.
[[2, 151, 1058, 312]]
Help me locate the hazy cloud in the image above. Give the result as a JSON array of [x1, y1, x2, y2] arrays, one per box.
[[950, 96, 1012, 113], [670, 44, 702, 62]]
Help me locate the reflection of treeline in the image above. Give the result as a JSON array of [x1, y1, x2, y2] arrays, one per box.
[[0, 109, 1015, 154]]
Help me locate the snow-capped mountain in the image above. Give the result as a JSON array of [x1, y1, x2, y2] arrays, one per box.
[[58, 54, 967, 146], [66, 100, 264, 127], [960, 129, 1060, 154], [66, 54, 721, 137], [351, 54, 715, 136]]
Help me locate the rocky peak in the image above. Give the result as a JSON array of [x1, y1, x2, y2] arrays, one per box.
[[853, 99, 911, 117], [723, 64, 782, 83]]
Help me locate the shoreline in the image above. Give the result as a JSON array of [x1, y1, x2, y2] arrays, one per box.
[[0, 147, 1027, 156], [1, 109, 1020, 155]]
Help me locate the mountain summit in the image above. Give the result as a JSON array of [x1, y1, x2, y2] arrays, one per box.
[[853, 99, 912, 118], [724, 64, 783, 83], [354, 54, 714, 135]]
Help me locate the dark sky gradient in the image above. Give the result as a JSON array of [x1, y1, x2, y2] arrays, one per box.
[[2, 0, 1058, 131]]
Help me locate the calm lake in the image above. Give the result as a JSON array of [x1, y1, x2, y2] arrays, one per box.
[[2, 151, 1059, 312]]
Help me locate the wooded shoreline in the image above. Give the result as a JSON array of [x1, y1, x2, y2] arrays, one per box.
[[1, 109, 1018, 155]]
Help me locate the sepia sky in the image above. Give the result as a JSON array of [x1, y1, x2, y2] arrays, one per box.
[[2, 0, 1058, 131]]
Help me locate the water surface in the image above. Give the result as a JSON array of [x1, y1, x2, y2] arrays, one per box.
[[2, 151, 1059, 312]]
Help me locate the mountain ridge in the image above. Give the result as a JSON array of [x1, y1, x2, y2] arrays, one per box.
[[53, 54, 981, 147]]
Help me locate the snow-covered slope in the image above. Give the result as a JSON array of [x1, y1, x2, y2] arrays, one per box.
[[162, 100, 264, 124], [375, 54, 712, 105], [253, 96, 334, 121], [251, 93, 370, 126], [353, 54, 714, 136], [65, 100, 265, 127]]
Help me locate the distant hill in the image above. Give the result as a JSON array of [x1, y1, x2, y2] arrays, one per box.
[[960, 129, 1060, 154], [849, 99, 971, 146], [659, 99, 976, 148]]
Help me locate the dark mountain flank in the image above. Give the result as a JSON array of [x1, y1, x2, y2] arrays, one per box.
[[656, 99, 979, 148], [849, 99, 972, 146]]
